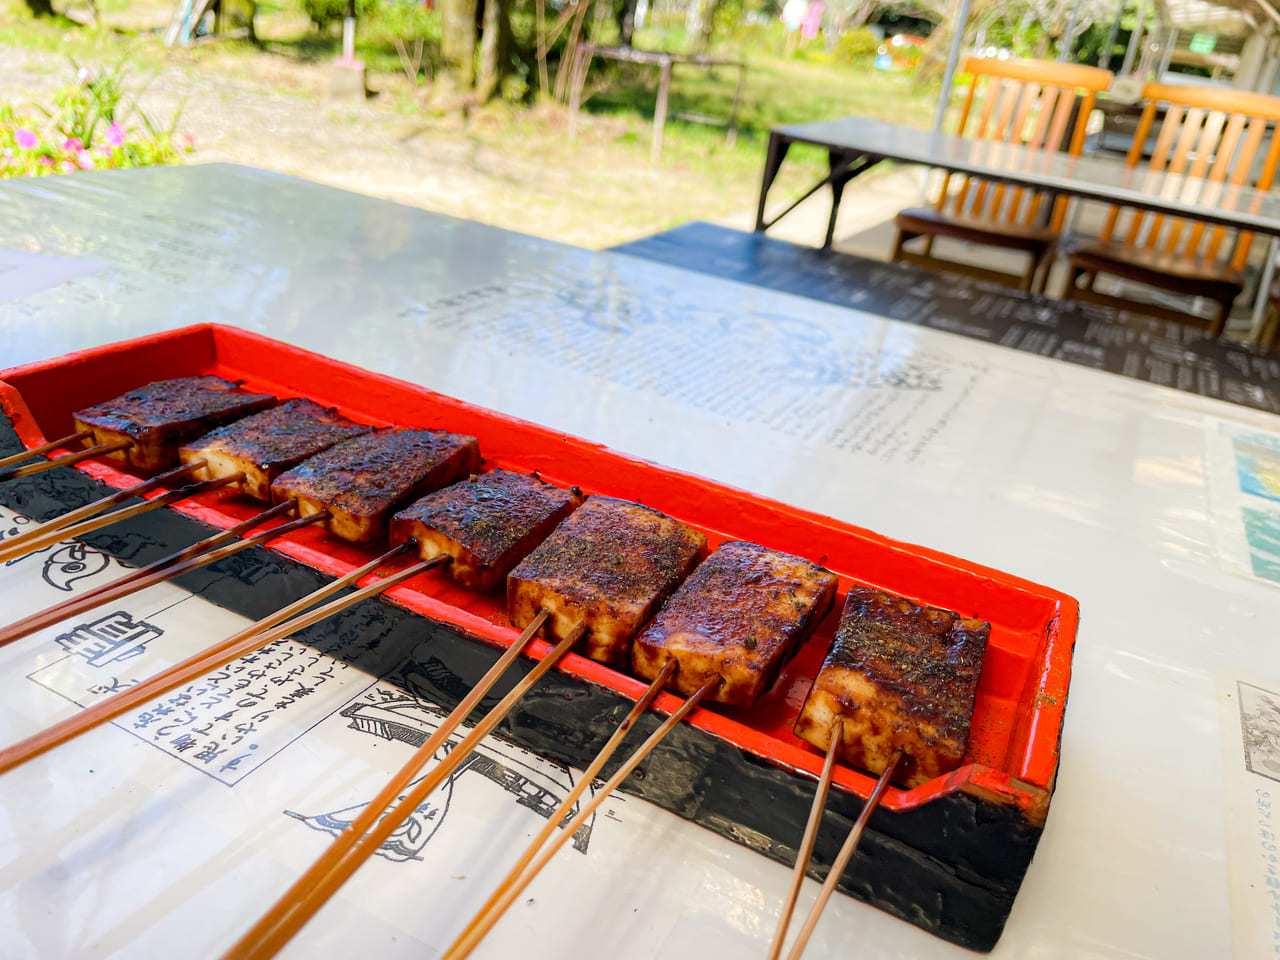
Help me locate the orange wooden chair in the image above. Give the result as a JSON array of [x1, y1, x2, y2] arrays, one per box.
[[1064, 84, 1280, 336], [893, 56, 1114, 293]]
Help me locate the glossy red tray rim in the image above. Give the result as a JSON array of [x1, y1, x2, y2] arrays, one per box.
[[0, 323, 1080, 819]]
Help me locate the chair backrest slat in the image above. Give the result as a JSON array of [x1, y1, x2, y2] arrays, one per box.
[[934, 75, 981, 216], [1145, 106, 1206, 250], [1172, 111, 1233, 256], [1098, 83, 1280, 270], [1125, 103, 1184, 247], [940, 57, 1113, 228]]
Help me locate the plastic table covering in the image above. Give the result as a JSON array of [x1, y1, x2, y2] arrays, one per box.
[[0, 164, 1275, 960]]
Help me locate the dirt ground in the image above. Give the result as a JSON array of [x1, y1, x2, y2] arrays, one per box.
[[2, 40, 792, 249]]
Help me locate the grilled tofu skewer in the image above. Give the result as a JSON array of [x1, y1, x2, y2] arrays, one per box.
[[446, 539, 837, 960], [2, 410, 480, 640], [0, 397, 358, 563], [775, 586, 991, 959], [0, 542, 435, 775], [2, 375, 275, 483], [272, 427, 480, 543], [74, 376, 277, 471], [0, 460, 211, 564], [227, 488, 703, 960], [224, 474, 600, 960], [178, 398, 371, 501]]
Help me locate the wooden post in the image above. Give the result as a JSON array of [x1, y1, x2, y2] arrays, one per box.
[[727, 63, 746, 147], [652, 57, 672, 163]]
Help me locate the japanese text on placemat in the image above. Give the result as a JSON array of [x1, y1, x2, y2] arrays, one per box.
[[127, 637, 368, 785]]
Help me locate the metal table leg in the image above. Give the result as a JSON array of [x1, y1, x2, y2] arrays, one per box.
[[755, 133, 792, 231]]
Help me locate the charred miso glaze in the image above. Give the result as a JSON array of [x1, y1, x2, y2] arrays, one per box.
[[794, 586, 990, 787], [271, 427, 480, 544], [73, 376, 277, 471], [179, 398, 371, 501], [389, 470, 582, 591], [632, 540, 837, 706], [507, 495, 705, 666]]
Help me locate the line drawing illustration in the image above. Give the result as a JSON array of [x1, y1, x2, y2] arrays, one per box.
[[1239, 681, 1280, 783], [55, 610, 164, 667], [287, 681, 599, 863]]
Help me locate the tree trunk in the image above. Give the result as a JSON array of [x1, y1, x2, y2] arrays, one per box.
[[441, 0, 478, 94], [692, 0, 720, 52], [23, 0, 57, 16], [476, 0, 509, 102], [848, 0, 877, 29], [616, 0, 638, 45]]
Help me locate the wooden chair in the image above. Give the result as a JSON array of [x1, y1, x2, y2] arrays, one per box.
[[892, 56, 1114, 293], [1064, 84, 1280, 337]]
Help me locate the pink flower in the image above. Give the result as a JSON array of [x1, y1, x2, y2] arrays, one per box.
[[60, 160, 75, 172], [62, 137, 83, 153], [182, 132, 196, 147], [76, 150, 94, 170], [2, 149, 11, 159], [15, 129, 37, 150], [104, 122, 124, 147], [38, 156, 53, 166]]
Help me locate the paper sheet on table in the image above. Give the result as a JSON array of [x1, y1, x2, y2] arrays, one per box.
[[1215, 670, 1280, 959], [0, 247, 103, 305], [1205, 420, 1280, 589]]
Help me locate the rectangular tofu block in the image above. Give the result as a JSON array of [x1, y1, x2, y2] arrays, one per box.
[[73, 376, 277, 472], [794, 586, 990, 787], [390, 470, 582, 591], [270, 427, 481, 543], [507, 496, 706, 666], [179, 398, 371, 501], [631, 540, 837, 707]]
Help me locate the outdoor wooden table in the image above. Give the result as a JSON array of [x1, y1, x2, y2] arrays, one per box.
[[754, 115, 1280, 250], [0, 164, 1278, 960], [567, 44, 747, 162]]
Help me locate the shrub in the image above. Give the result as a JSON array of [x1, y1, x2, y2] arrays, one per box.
[[301, 0, 378, 30], [833, 28, 878, 65], [0, 60, 191, 179]]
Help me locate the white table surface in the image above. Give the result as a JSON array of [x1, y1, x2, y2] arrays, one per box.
[[0, 163, 1277, 960]]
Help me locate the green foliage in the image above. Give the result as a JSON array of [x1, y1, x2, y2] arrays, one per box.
[[979, 18, 1048, 57], [369, 0, 441, 42], [1, 59, 189, 179], [300, 0, 377, 31], [832, 27, 878, 64]]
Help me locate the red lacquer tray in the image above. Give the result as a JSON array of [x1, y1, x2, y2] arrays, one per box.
[[0, 323, 1077, 823], [0, 323, 1081, 948]]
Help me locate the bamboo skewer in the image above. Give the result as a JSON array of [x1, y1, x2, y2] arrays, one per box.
[[781, 750, 902, 960], [766, 724, 844, 960], [0, 459, 208, 562], [0, 500, 320, 649], [441, 674, 721, 960], [0, 543, 438, 776], [446, 659, 677, 958], [0, 469, 238, 565], [0, 431, 93, 470], [223, 615, 587, 960], [0, 438, 131, 483]]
